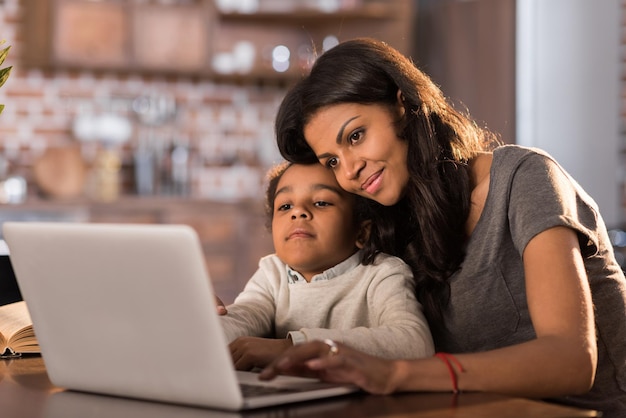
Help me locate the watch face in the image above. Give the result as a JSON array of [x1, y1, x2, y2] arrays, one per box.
[[52, 1, 129, 68]]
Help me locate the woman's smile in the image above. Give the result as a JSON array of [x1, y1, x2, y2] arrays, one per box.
[[361, 170, 384, 194], [304, 102, 409, 206]]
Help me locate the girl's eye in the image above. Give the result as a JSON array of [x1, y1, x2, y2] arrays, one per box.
[[277, 203, 292, 211], [314, 201, 331, 208]]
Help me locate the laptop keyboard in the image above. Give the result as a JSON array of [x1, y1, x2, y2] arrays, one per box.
[[240, 383, 302, 397]]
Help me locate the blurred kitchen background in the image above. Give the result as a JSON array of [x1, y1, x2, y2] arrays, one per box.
[[0, 0, 623, 302]]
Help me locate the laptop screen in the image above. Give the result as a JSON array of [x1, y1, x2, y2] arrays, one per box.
[[0, 240, 21, 306]]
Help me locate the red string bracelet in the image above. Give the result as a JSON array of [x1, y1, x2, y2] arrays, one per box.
[[434, 352, 465, 393]]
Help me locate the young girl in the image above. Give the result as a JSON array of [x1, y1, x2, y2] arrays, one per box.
[[219, 161, 434, 371], [260, 38, 626, 417]]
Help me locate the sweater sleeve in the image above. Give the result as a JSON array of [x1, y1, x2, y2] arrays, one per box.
[[219, 260, 278, 343], [289, 257, 434, 360]]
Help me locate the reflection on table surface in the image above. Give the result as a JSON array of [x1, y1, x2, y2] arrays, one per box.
[[0, 355, 599, 418]]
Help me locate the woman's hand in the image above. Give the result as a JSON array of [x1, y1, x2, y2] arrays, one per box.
[[229, 337, 293, 371], [259, 340, 400, 395]]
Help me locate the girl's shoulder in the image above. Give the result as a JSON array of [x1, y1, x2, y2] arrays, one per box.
[[369, 252, 413, 273]]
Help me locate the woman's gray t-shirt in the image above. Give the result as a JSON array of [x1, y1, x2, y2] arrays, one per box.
[[430, 145, 626, 416]]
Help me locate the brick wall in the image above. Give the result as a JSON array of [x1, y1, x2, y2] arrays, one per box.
[[3, 1, 624, 202], [0, 0, 287, 201]]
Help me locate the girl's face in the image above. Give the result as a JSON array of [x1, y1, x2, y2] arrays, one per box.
[[304, 102, 409, 206], [271, 163, 364, 281]]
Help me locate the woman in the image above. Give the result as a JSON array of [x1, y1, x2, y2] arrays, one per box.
[[258, 38, 626, 416]]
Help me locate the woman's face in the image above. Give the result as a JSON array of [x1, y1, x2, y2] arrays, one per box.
[[304, 102, 409, 206]]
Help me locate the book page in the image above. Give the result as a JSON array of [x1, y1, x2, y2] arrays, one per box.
[[0, 301, 37, 354]]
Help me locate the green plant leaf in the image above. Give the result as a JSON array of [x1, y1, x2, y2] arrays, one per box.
[[0, 66, 11, 89], [0, 45, 10, 66], [0, 40, 10, 116]]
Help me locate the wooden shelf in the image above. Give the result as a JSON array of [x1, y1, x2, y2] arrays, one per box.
[[218, 4, 399, 22], [21, 0, 414, 81]]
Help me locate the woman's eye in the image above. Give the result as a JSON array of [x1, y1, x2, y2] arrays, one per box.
[[326, 157, 338, 169], [348, 129, 363, 144]]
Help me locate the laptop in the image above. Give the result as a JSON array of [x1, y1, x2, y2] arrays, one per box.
[[44, 385, 354, 418], [0, 239, 22, 306], [2, 221, 358, 411]]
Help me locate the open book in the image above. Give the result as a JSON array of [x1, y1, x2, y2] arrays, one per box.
[[0, 301, 39, 357]]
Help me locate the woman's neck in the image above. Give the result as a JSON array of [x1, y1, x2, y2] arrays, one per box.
[[465, 152, 493, 236]]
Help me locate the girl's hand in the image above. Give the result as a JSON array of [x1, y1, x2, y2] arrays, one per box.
[[215, 296, 227, 315], [229, 337, 293, 371], [259, 340, 399, 395]]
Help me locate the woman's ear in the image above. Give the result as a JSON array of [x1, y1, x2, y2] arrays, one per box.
[[355, 220, 372, 249], [396, 89, 406, 117]]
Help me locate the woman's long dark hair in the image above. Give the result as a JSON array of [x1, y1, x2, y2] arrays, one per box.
[[275, 38, 498, 324]]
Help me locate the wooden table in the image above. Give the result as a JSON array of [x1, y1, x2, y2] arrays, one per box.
[[0, 356, 599, 418]]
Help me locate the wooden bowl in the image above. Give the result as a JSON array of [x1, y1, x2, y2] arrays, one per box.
[[33, 146, 87, 199]]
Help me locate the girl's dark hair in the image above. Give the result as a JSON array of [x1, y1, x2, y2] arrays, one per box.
[[264, 161, 379, 265], [275, 38, 499, 324]]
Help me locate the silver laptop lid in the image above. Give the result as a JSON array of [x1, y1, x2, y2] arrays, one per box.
[[3, 222, 244, 410]]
